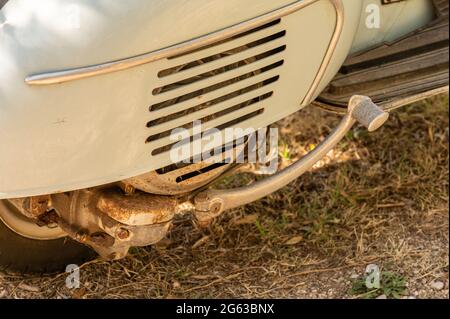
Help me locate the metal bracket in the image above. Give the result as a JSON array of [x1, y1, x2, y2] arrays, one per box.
[[193, 95, 389, 225]]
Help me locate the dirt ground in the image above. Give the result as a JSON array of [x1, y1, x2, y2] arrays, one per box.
[[0, 95, 448, 299]]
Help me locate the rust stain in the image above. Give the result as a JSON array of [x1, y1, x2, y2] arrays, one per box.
[[96, 189, 177, 226]]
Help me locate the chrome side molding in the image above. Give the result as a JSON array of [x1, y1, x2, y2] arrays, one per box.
[[314, 86, 450, 114], [25, 0, 343, 93]]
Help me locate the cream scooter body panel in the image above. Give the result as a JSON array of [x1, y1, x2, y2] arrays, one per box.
[[350, 0, 435, 54], [0, 0, 364, 199]]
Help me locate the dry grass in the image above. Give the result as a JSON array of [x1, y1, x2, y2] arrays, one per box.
[[0, 95, 448, 299]]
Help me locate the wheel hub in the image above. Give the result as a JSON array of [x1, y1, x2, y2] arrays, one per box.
[[0, 200, 66, 240]]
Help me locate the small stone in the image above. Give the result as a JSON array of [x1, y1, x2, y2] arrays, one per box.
[[430, 281, 444, 291], [0, 289, 7, 298], [172, 281, 181, 289], [376, 294, 387, 299], [350, 273, 359, 279]]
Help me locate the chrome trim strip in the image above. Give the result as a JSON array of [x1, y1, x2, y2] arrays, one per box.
[[313, 85, 450, 114], [302, 0, 344, 104], [382, 85, 449, 112], [25, 0, 344, 86]]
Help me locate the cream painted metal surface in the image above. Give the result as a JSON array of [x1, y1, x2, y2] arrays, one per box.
[[0, 0, 363, 199], [306, 0, 437, 102]]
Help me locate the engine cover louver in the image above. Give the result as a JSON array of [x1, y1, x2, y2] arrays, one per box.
[[139, 1, 338, 171], [146, 19, 286, 161]]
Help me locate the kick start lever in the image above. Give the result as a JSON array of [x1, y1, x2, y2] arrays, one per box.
[[193, 95, 389, 225]]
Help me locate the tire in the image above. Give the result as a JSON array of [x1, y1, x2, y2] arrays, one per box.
[[0, 1, 8, 10], [0, 201, 96, 274]]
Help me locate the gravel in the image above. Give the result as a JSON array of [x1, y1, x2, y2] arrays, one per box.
[[430, 281, 445, 291]]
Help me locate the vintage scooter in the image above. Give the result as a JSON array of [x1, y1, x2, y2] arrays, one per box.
[[0, 0, 448, 272]]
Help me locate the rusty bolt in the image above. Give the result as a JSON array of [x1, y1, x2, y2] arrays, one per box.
[[210, 202, 222, 215], [120, 183, 136, 196], [116, 228, 130, 240], [24, 195, 50, 217], [37, 210, 60, 227], [75, 231, 88, 243]]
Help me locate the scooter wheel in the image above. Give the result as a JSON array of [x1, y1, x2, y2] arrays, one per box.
[[0, 200, 96, 274]]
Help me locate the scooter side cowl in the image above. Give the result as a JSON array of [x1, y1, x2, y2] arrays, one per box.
[[0, 0, 362, 198]]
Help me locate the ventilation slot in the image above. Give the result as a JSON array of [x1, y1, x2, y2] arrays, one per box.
[[156, 31, 286, 81], [156, 137, 248, 183], [146, 91, 271, 144], [150, 107, 264, 156], [175, 163, 228, 183], [167, 19, 282, 60], [150, 59, 284, 112]]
